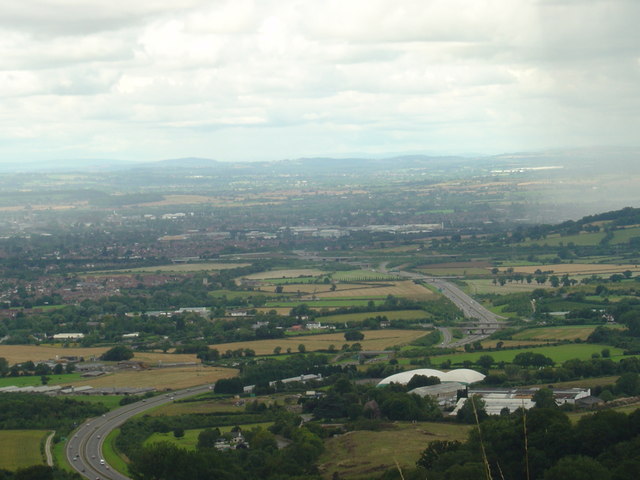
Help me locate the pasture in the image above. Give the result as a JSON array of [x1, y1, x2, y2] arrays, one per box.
[[431, 344, 626, 366], [64, 365, 237, 390], [318, 422, 471, 479], [0, 430, 48, 470], [210, 329, 429, 355]]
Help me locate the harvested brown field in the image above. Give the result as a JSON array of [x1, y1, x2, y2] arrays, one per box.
[[242, 269, 328, 280], [64, 366, 237, 390], [0, 345, 109, 364], [0, 345, 198, 365], [419, 261, 492, 269], [478, 339, 551, 350], [210, 329, 429, 355], [257, 283, 370, 294], [315, 281, 434, 300], [502, 263, 640, 275]]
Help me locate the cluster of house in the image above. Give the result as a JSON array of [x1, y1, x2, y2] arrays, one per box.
[[214, 431, 249, 451]]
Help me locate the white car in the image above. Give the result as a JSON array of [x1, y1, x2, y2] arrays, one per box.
[[99, 459, 105, 465]]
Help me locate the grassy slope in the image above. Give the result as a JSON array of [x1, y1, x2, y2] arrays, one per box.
[[318, 422, 471, 479]]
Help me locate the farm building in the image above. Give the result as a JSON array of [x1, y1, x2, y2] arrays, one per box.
[[377, 368, 485, 387], [52, 333, 84, 340], [450, 387, 591, 416]]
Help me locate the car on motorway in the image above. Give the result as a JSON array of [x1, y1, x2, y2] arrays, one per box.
[[100, 459, 105, 465]]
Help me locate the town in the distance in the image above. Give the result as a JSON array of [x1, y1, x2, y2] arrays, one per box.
[[1, 149, 640, 480]]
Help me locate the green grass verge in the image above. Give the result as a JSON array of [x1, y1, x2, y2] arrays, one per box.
[[0, 430, 49, 470], [103, 428, 130, 476], [52, 438, 73, 472]]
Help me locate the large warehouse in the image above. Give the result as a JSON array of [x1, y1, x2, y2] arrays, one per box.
[[377, 368, 485, 387]]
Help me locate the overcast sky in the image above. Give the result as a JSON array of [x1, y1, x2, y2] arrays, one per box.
[[1, 0, 638, 163]]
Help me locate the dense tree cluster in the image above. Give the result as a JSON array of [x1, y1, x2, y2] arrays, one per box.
[[380, 407, 640, 480], [0, 393, 107, 433]]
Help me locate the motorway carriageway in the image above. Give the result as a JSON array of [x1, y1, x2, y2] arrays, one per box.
[[66, 384, 213, 480]]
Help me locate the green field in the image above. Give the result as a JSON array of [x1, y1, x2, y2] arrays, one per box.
[[320, 309, 430, 324], [332, 270, 400, 281], [318, 421, 471, 479], [0, 430, 48, 470], [144, 423, 274, 451], [432, 344, 626, 366]]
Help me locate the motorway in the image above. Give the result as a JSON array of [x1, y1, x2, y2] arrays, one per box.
[[66, 384, 213, 480], [393, 270, 504, 347]]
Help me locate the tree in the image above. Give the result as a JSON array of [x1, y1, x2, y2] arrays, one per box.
[[543, 455, 611, 480], [0, 357, 8, 377], [456, 395, 487, 424], [100, 345, 134, 361], [532, 388, 557, 409], [406, 374, 440, 391], [298, 344, 306, 353], [197, 428, 220, 449], [513, 352, 554, 368], [417, 440, 462, 469], [273, 346, 282, 355], [476, 355, 494, 370], [615, 372, 640, 396], [174, 427, 185, 438], [344, 330, 365, 341]]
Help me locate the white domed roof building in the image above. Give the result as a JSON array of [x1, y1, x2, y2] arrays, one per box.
[[377, 368, 485, 387]]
